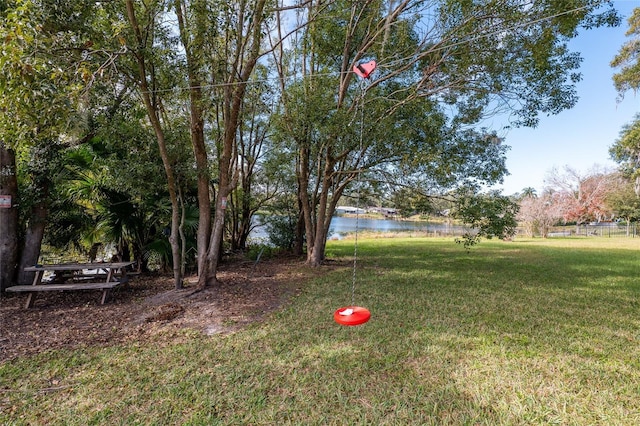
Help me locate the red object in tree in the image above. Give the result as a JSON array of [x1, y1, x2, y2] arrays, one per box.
[[353, 60, 376, 79], [333, 306, 371, 326]]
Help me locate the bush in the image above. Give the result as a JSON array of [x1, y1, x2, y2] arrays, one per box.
[[265, 215, 297, 250]]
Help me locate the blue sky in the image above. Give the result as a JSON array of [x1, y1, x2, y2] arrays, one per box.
[[492, 0, 640, 195]]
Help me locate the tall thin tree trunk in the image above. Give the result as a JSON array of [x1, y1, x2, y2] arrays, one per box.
[[294, 203, 305, 257], [179, 189, 187, 278], [190, 102, 210, 286], [204, 90, 237, 284], [203, 0, 268, 287], [126, 0, 183, 289], [16, 192, 49, 285], [298, 144, 316, 262]]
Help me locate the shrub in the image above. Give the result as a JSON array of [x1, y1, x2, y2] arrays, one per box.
[[265, 215, 296, 250]]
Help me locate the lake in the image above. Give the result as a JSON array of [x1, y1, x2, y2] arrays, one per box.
[[327, 216, 467, 238], [251, 216, 468, 241]]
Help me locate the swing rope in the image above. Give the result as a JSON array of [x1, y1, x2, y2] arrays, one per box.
[[350, 79, 366, 307], [333, 60, 374, 326]]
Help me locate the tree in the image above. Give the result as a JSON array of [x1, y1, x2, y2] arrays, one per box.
[[56, 97, 185, 274], [0, 1, 101, 288], [611, 7, 640, 98], [260, 134, 303, 254], [199, 0, 272, 287], [453, 190, 519, 248], [173, 0, 212, 288], [172, 0, 274, 288], [610, 7, 640, 204], [610, 113, 640, 196], [604, 173, 640, 235], [122, 0, 186, 289], [519, 187, 538, 199], [544, 165, 615, 225], [0, 143, 18, 291], [517, 190, 564, 237], [227, 69, 278, 252], [392, 188, 436, 218], [272, 0, 618, 265]]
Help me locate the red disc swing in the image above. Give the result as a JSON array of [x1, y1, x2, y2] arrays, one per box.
[[334, 306, 371, 326], [333, 60, 376, 327]]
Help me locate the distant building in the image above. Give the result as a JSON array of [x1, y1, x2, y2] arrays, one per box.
[[335, 206, 400, 216], [367, 207, 398, 217], [335, 206, 367, 215]]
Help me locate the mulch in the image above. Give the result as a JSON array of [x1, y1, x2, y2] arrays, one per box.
[[0, 257, 312, 362]]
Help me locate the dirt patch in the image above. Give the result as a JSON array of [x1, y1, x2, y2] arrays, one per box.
[[0, 256, 317, 362]]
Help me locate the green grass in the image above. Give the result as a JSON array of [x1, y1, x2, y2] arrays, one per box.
[[3, 237, 640, 424]]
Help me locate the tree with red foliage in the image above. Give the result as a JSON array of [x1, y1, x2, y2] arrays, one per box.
[[544, 166, 615, 224]]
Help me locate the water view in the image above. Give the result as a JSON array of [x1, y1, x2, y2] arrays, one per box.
[[328, 216, 468, 238], [250, 215, 468, 242]]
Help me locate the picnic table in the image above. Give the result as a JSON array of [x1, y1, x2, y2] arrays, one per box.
[[6, 261, 135, 308]]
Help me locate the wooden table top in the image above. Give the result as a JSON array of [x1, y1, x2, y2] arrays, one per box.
[[24, 261, 135, 272]]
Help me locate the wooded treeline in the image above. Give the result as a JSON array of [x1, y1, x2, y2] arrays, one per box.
[[0, 0, 621, 291]]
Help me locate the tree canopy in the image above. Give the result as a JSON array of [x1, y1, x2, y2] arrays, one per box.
[[610, 113, 640, 195], [612, 7, 640, 97], [609, 7, 640, 230], [0, 0, 625, 291]]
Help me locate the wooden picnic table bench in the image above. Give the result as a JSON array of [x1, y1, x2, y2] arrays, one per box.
[[6, 261, 135, 308]]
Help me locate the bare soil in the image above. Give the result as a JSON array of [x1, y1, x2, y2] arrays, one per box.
[[0, 256, 318, 362]]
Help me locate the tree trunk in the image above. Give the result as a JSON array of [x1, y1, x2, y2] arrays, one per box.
[[234, 183, 253, 251], [205, 195, 227, 286], [17, 194, 49, 285], [204, 95, 236, 284], [293, 203, 305, 257], [202, 0, 268, 287], [298, 144, 316, 262], [174, 0, 211, 289], [190, 98, 210, 287], [179, 189, 187, 278], [307, 152, 337, 266], [309, 194, 328, 266], [234, 171, 254, 252], [0, 144, 19, 291], [126, 0, 183, 289], [626, 216, 631, 237]]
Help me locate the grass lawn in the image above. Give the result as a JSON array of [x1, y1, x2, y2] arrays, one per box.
[[2, 237, 640, 424]]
